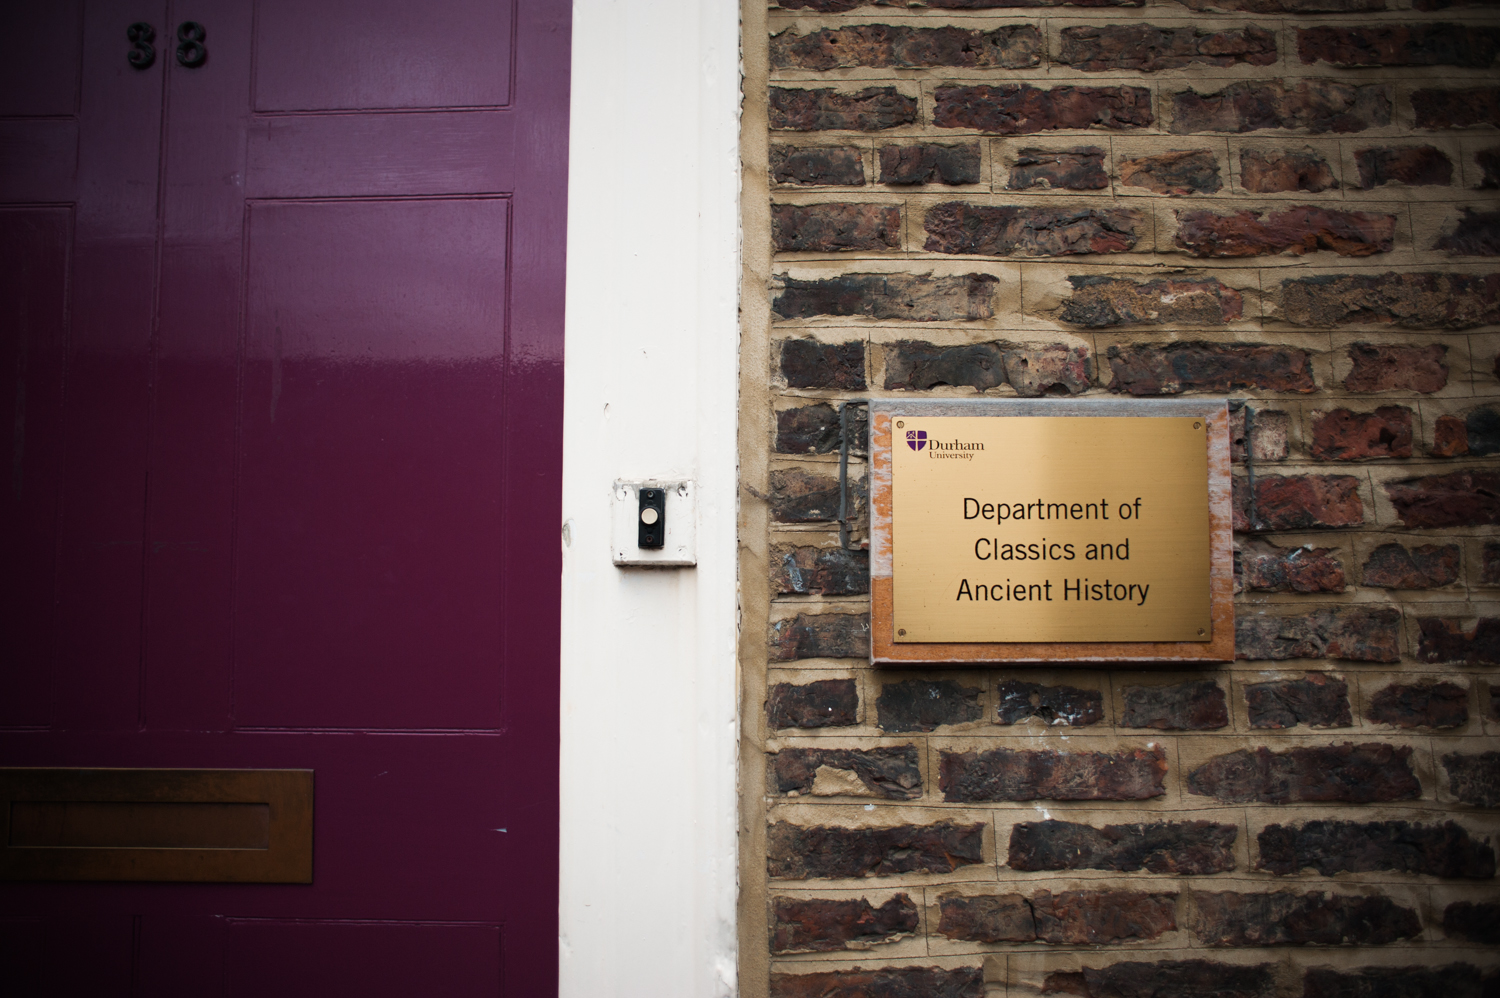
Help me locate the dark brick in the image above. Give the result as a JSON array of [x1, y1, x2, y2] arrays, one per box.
[[1243, 474, 1366, 530], [1478, 146, 1500, 187], [1485, 543, 1500, 583], [773, 545, 869, 596], [1170, 79, 1391, 134], [878, 143, 981, 186], [1231, 407, 1291, 463], [767, 821, 986, 879], [1347, 342, 1450, 392], [770, 966, 985, 998], [1003, 343, 1092, 396], [770, 87, 918, 132], [1008, 818, 1238, 874], [1419, 617, 1500, 665], [771, 25, 1040, 70], [1445, 901, 1500, 943], [1068, 961, 1276, 998], [1119, 150, 1222, 195], [1246, 674, 1353, 728], [937, 892, 1035, 942], [883, 341, 1005, 391], [771, 746, 922, 799], [768, 679, 859, 729], [1031, 890, 1177, 944], [1174, 206, 1395, 258], [923, 0, 1145, 7], [1310, 406, 1413, 460], [1467, 407, 1500, 454], [1368, 681, 1469, 728], [771, 0, 897, 9], [776, 403, 867, 456], [1188, 742, 1420, 803], [1060, 276, 1243, 328], [1279, 272, 1500, 329], [1236, 608, 1401, 662], [1300, 24, 1500, 69], [1437, 209, 1500, 256], [1121, 680, 1228, 730], [996, 680, 1103, 726], [1239, 148, 1337, 193], [924, 203, 1142, 256], [1194, 891, 1420, 946], [1413, 86, 1500, 129], [1356, 145, 1453, 188], [773, 272, 999, 322], [1433, 414, 1469, 456], [771, 145, 866, 187], [1007, 146, 1108, 190], [773, 203, 900, 254], [771, 894, 919, 954], [1258, 818, 1495, 876], [1386, 471, 1500, 528], [877, 678, 982, 732], [1239, 539, 1346, 593], [1303, 964, 1487, 998], [940, 745, 1167, 802], [934, 84, 1153, 135], [1106, 342, 1315, 396], [768, 468, 851, 523], [1059, 25, 1276, 72], [1176, 0, 1383, 10], [1444, 750, 1500, 806], [769, 612, 871, 660], [1362, 542, 1460, 588], [780, 339, 867, 390]]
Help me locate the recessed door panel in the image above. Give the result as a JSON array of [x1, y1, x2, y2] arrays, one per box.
[[0, 121, 79, 202]]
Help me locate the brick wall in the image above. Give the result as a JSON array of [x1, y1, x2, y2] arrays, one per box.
[[739, 0, 1500, 993]]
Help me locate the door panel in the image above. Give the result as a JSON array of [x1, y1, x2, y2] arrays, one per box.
[[0, 121, 79, 202], [0, 1, 83, 117]]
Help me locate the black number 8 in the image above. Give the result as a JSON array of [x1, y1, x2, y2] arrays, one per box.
[[127, 22, 155, 69], [176, 21, 207, 68]]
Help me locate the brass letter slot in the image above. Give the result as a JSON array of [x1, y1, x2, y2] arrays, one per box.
[[0, 769, 312, 883]]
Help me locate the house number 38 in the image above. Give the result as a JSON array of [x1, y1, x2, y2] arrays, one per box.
[[127, 21, 208, 69]]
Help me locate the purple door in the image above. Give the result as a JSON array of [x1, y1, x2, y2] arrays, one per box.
[[1, 0, 568, 992]]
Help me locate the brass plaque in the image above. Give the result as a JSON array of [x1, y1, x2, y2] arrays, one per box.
[[892, 416, 1210, 643]]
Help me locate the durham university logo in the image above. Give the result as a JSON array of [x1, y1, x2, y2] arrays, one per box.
[[906, 430, 927, 451]]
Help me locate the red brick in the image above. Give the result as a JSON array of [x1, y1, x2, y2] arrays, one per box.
[[1435, 208, 1500, 256], [1174, 206, 1395, 258], [1008, 818, 1238, 874], [1355, 145, 1453, 188], [1309, 406, 1412, 460], [771, 894, 918, 954], [770, 87, 918, 132], [1058, 25, 1276, 72], [771, 145, 866, 187], [776, 403, 867, 456], [1345, 342, 1449, 392], [770, 966, 984, 998], [1243, 474, 1365, 530], [773, 203, 900, 253], [1170, 79, 1390, 134], [771, 745, 922, 799], [1466, 407, 1500, 454], [1239, 148, 1337, 193], [1193, 891, 1420, 946], [1361, 542, 1460, 588], [1063, 962, 1275, 998], [996, 681, 1103, 725], [1444, 901, 1500, 944], [1120, 680, 1228, 730], [924, 203, 1142, 256], [1238, 539, 1345, 593], [1003, 343, 1092, 396], [1279, 272, 1500, 329], [940, 745, 1166, 801], [767, 679, 859, 729], [1433, 414, 1469, 456], [934, 84, 1152, 135], [768, 468, 848, 523], [1033, 890, 1178, 944], [1060, 276, 1243, 327], [773, 545, 869, 596], [770, 24, 1040, 70], [1443, 751, 1500, 807], [1246, 674, 1352, 728], [878, 143, 981, 186], [1231, 407, 1291, 463], [1368, 680, 1469, 729], [1258, 818, 1495, 877], [1385, 470, 1500, 528], [877, 678, 982, 731], [1107, 343, 1315, 396], [938, 893, 1035, 942], [1299, 24, 1500, 68], [767, 821, 986, 879], [1413, 86, 1500, 128], [1417, 617, 1500, 665], [773, 272, 999, 322], [1304, 965, 1489, 998], [1235, 607, 1401, 662], [1006, 146, 1108, 190], [1176, 0, 1383, 9], [1188, 742, 1421, 803], [769, 612, 871, 660], [1119, 150, 1221, 195], [781, 338, 867, 390]]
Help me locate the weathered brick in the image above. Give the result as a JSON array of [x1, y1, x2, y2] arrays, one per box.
[[1121, 680, 1228, 730], [1299, 24, 1500, 68], [1279, 272, 1500, 329], [1239, 148, 1337, 193], [1433, 414, 1469, 456], [1368, 680, 1469, 728], [1362, 542, 1460, 588], [768, 468, 853, 523], [1436, 209, 1500, 256], [773, 545, 869, 596], [781, 338, 867, 389], [1310, 406, 1413, 460], [1060, 276, 1243, 328], [1170, 80, 1391, 134], [996, 680, 1103, 726], [776, 403, 867, 456], [883, 341, 1005, 391], [934, 84, 1153, 135], [771, 145, 866, 187], [878, 143, 981, 186], [1119, 150, 1222, 195], [924, 203, 1142, 256], [1413, 86, 1500, 129], [771, 25, 1040, 70], [1444, 901, 1500, 944], [767, 821, 986, 879], [1466, 407, 1500, 454], [1008, 818, 1238, 874], [940, 745, 1167, 802], [769, 612, 871, 660], [1106, 343, 1315, 396], [1057, 961, 1276, 998], [771, 745, 922, 799], [1356, 145, 1453, 188], [1034, 890, 1178, 944], [1303, 964, 1488, 998], [1241, 474, 1366, 530], [771, 894, 919, 954], [1419, 617, 1500, 664], [1239, 539, 1346, 593], [1386, 471, 1500, 528], [1189, 742, 1420, 803], [1484, 543, 1500, 583], [1258, 818, 1496, 876], [770, 966, 985, 998], [1059, 25, 1276, 72], [1443, 750, 1500, 807], [1231, 407, 1291, 463], [1003, 343, 1092, 397], [1246, 674, 1353, 728], [1478, 147, 1500, 188], [1174, 206, 1395, 258], [768, 679, 859, 729], [1348, 343, 1450, 394], [770, 87, 919, 132], [1193, 891, 1420, 946], [923, 0, 1143, 6], [773, 203, 901, 254], [938, 893, 1035, 942], [1236, 607, 1400, 662], [1006, 146, 1108, 190], [877, 678, 982, 732], [1176, 0, 1383, 10], [773, 272, 999, 322]]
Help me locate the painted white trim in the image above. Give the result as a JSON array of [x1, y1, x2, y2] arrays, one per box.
[[558, 0, 741, 993]]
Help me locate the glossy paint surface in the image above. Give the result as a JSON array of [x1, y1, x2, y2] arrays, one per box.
[[0, 0, 568, 991]]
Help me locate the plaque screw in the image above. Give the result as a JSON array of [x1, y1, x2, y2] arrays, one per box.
[[1193, 422, 1202, 430], [1197, 628, 1206, 635], [898, 628, 906, 636], [896, 421, 905, 428]]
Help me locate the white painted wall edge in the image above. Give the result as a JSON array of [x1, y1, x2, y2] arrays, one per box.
[[558, 0, 741, 993]]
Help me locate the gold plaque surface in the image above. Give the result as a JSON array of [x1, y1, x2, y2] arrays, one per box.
[[892, 416, 1210, 643]]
